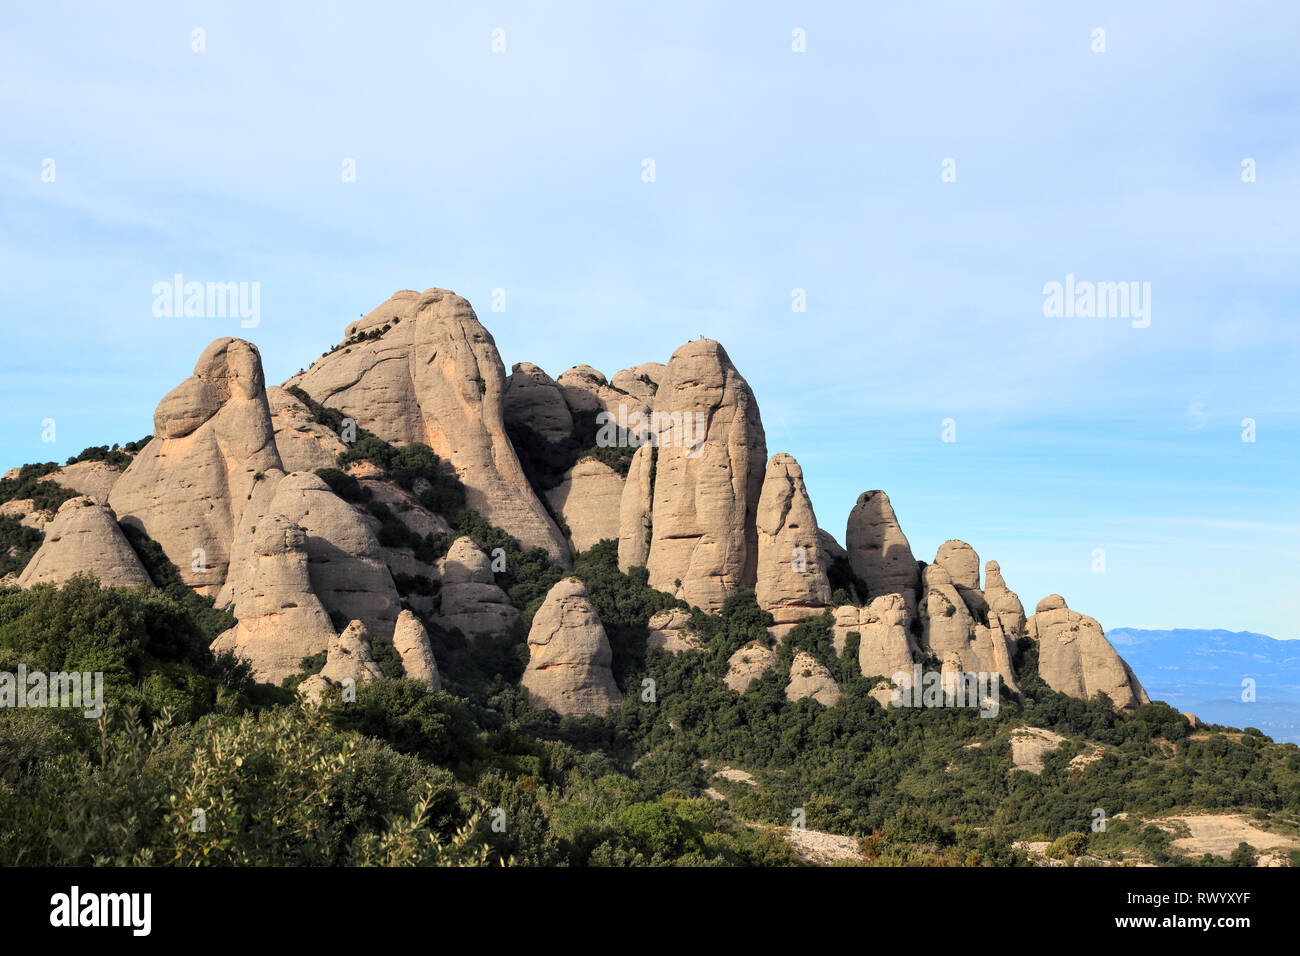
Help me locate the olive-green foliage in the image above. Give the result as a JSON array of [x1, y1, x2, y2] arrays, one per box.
[[0, 515, 43, 577], [0, 462, 77, 513]]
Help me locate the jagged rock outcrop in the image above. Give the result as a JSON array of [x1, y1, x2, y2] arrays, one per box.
[[1027, 595, 1149, 711], [267, 386, 348, 472], [646, 607, 698, 653], [319, 619, 385, 685], [617, 443, 654, 571], [846, 491, 919, 614], [934, 539, 986, 616], [610, 362, 666, 407], [545, 458, 625, 554], [755, 454, 831, 627], [287, 289, 568, 562], [504, 362, 574, 445], [521, 578, 621, 715], [983, 560, 1027, 641], [557, 365, 649, 422], [392, 609, 441, 691], [856, 594, 917, 680], [218, 472, 401, 641], [210, 512, 336, 684], [41, 459, 125, 504], [785, 652, 842, 707], [435, 536, 518, 640], [919, 565, 1019, 693], [646, 339, 767, 611], [18, 496, 151, 589], [110, 338, 284, 595], [724, 641, 778, 693]]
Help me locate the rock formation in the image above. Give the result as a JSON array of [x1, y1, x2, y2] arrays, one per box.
[[919, 564, 1019, 692], [504, 362, 574, 446], [855, 594, 918, 680], [724, 641, 778, 693], [288, 289, 568, 562], [267, 386, 348, 472], [845, 491, 919, 614], [521, 578, 621, 715], [435, 536, 518, 640], [392, 609, 441, 691], [617, 443, 654, 571], [646, 607, 698, 653], [646, 339, 767, 611], [1027, 594, 1149, 710], [41, 459, 125, 504], [983, 560, 1028, 641], [545, 458, 625, 554], [785, 652, 842, 707], [754, 454, 832, 627], [110, 339, 284, 596], [319, 619, 385, 685], [18, 497, 151, 589], [610, 362, 666, 407], [210, 512, 336, 684], [933, 539, 986, 616]]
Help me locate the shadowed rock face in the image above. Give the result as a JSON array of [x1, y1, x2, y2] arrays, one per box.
[[288, 289, 568, 563], [109, 338, 284, 595], [18, 496, 151, 590], [505, 362, 573, 446], [755, 454, 832, 626], [521, 578, 621, 716], [211, 512, 336, 685], [617, 442, 654, 572], [1028, 594, 1150, 711], [845, 491, 919, 615], [545, 458, 625, 555], [646, 339, 767, 611]]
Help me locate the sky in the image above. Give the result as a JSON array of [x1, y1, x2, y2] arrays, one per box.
[[2, 1, 1297, 639]]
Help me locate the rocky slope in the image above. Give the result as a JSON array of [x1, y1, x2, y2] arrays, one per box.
[[6, 285, 1148, 715]]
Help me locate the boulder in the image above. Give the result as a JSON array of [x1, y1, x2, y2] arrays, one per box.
[[17, 496, 151, 589], [504, 362, 574, 446], [785, 652, 842, 707], [521, 578, 621, 715], [109, 338, 284, 595], [267, 385, 348, 472], [934, 539, 986, 616], [616, 443, 654, 571], [435, 536, 518, 640], [1027, 595, 1149, 711], [210, 512, 337, 684], [724, 641, 778, 693], [392, 609, 442, 691], [288, 289, 568, 563], [610, 362, 666, 407], [845, 491, 919, 614], [646, 607, 698, 653], [646, 339, 767, 610], [319, 619, 385, 685], [545, 458, 625, 554], [754, 454, 832, 625]]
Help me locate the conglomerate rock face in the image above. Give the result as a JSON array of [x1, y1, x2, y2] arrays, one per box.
[[18, 496, 151, 590], [110, 337, 284, 596], [754, 454, 831, 626], [645, 339, 767, 612], [521, 578, 622, 716], [845, 490, 919, 615], [288, 289, 568, 563], [1027, 594, 1150, 711]]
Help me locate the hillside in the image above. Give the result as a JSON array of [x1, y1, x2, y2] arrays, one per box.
[[1, 287, 1297, 868]]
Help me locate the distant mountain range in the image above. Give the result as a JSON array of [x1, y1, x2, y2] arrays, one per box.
[[1109, 628, 1300, 744]]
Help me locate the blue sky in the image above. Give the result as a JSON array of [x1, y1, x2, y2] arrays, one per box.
[[2, 1, 1297, 639]]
